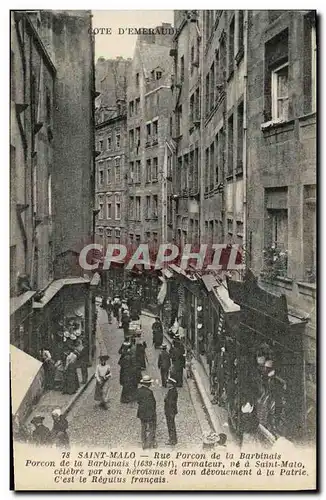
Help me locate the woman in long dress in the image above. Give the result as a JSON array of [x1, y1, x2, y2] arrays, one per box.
[[94, 355, 112, 409], [62, 349, 79, 395]]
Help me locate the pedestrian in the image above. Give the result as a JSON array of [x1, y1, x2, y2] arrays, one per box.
[[75, 339, 89, 385], [158, 344, 171, 387], [121, 309, 131, 339], [136, 375, 157, 449], [170, 337, 185, 388], [239, 402, 259, 448], [107, 298, 113, 323], [112, 297, 121, 323], [119, 338, 131, 356], [216, 433, 227, 447], [136, 340, 147, 371], [119, 346, 136, 403], [40, 348, 55, 390], [152, 316, 163, 348], [30, 416, 51, 446], [164, 377, 178, 446], [94, 355, 111, 409], [51, 408, 69, 448], [62, 349, 79, 395]]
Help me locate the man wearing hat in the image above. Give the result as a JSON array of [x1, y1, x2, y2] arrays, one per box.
[[157, 344, 171, 388], [164, 377, 178, 446], [30, 416, 51, 446], [136, 375, 157, 449]]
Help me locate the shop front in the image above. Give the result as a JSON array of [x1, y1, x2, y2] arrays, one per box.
[[32, 277, 94, 365], [226, 270, 307, 442]]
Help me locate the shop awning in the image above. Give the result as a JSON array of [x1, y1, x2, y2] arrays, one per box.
[[202, 274, 240, 313], [10, 291, 37, 316], [10, 344, 42, 416], [90, 272, 101, 287], [161, 268, 173, 279], [33, 277, 90, 309]]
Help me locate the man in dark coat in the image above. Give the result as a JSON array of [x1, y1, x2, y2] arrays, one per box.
[[152, 317, 163, 348], [31, 416, 51, 446], [170, 337, 185, 387], [121, 310, 130, 339], [136, 375, 157, 449], [158, 344, 171, 387], [119, 347, 137, 403], [164, 377, 178, 445], [51, 409, 69, 448]]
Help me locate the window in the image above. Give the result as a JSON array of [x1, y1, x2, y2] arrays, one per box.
[[146, 231, 151, 242], [237, 102, 244, 173], [129, 101, 134, 116], [190, 94, 194, 123], [264, 29, 288, 121], [129, 129, 134, 149], [136, 234, 141, 245], [152, 157, 158, 181], [116, 132, 121, 149], [270, 210, 288, 250], [228, 114, 234, 176], [265, 187, 288, 276], [191, 45, 195, 75], [106, 227, 112, 239], [194, 148, 199, 193], [107, 159, 112, 184], [107, 136, 112, 150], [98, 196, 104, 219], [177, 105, 182, 136], [146, 159, 151, 182], [156, 70, 162, 80], [115, 195, 121, 220], [303, 185, 316, 282], [152, 120, 158, 141], [210, 142, 214, 191], [180, 56, 185, 82], [136, 73, 140, 87], [129, 196, 134, 218], [271, 62, 289, 121], [220, 34, 226, 77], [146, 196, 151, 218], [46, 90, 52, 124], [227, 219, 233, 235], [205, 73, 210, 116], [135, 160, 141, 183], [215, 133, 219, 184], [115, 228, 121, 241], [169, 116, 173, 136], [228, 16, 235, 76], [304, 13, 317, 114], [135, 127, 140, 146], [135, 97, 140, 114], [210, 62, 215, 111], [98, 167, 104, 186], [106, 196, 112, 219], [205, 148, 209, 192], [146, 123, 151, 143], [238, 10, 244, 55], [130, 161, 134, 183], [115, 158, 121, 183], [195, 88, 200, 120], [99, 139, 104, 151], [153, 195, 158, 218], [136, 196, 141, 220], [184, 154, 189, 191]]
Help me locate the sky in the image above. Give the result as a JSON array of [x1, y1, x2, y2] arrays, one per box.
[[92, 10, 174, 61]]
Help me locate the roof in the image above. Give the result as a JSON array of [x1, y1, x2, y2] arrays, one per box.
[[33, 277, 90, 309], [10, 345, 43, 415], [10, 291, 37, 316], [138, 42, 172, 81]]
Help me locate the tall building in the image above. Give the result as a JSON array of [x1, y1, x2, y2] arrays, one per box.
[[94, 57, 131, 249], [127, 26, 174, 249], [246, 10, 316, 440], [10, 11, 96, 364]]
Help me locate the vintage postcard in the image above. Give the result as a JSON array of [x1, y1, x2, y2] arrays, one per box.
[[10, 9, 317, 491]]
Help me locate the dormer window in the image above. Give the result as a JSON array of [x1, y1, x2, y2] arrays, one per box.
[[156, 70, 162, 80]]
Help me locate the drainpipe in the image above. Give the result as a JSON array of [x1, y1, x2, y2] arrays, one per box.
[[199, 13, 205, 245], [243, 11, 248, 272]]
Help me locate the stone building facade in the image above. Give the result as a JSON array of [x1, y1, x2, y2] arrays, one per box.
[[94, 57, 131, 248], [126, 26, 174, 248], [246, 10, 317, 440], [10, 10, 96, 364]]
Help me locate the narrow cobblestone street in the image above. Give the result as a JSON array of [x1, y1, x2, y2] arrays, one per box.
[[67, 306, 203, 449]]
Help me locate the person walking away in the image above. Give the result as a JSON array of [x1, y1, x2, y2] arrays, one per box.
[[62, 349, 79, 395], [136, 340, 147, 371], [136, 375, 157, 449], [164, 377, 178, 446], [158, 344, 171, 387], [106, 298, 113, 324], [51, 409, 69, 448], [121, 309, 131, 339], [239, 402, 259, 448], [94, 355, 111, 409], [119, 338, 131, 356], [152, 317, 163, 349], [170, 337, 185, 387], [130, 337, 142, 384], [112, 297, 121, 323], [119, 346, 135, 403], [30, 416, 51, 446]]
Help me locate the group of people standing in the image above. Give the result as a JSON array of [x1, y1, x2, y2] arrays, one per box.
[[14, 408, 70, 448]]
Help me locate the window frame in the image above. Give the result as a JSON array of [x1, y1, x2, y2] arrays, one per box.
[[271, 61, 289, 121]]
